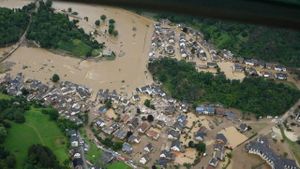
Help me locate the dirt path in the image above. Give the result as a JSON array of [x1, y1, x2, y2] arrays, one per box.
[[25, 123, 46, 145]]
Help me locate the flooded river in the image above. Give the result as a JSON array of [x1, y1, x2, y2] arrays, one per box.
[[1, 0, 154, 95]]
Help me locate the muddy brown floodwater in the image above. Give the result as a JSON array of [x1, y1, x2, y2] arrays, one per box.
[[1, 0, 154, 96]]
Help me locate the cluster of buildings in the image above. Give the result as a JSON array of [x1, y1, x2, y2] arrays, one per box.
[[92, 83, 199, 168], [233, 58, 289, 80], [149, 19, 292, 83], [68, 130, 86, 169], [0, 73, 93, 125], [209, 133, 228, 167], [149, 19, 207, 62], [246, 137, 299, 169]]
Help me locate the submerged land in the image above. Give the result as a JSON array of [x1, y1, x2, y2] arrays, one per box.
[[0, 0, 300, 169]]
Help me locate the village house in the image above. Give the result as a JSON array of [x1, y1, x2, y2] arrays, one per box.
[[113, 128, 128, 140], [261, 71, 273, 78], [275, 73, 288, 80], [246, 137, 299, 169], [246, 67, 258, 76], [71, 136, 79, 147], [233, 63, 244, 72], [102, 123, 119, 135], [244, 59, 258, 66], [265, 63, 275, 69], [195, 127, 207, 141], [296, 112, 300, 122], [144, 143, 154, 153], [101, 151, 115, 164], [160, 150, 173, 160], [128, 134, 141, 144], [167, 129, 180, 140], [140, 154, 150, 165], [274, 65, 287, 72], [196, 105, 215, 115], [207, 62, 218, 68], [170, 140, 182, 152], [238, 123, 248, 133], [216, 133, 227, 145], [146, 128, 160, 140], [129, 117, 139, 129], [72, 158, 83, 169], [138, 122, 151, 133], [122, 142, 133, 154], [95, 119, 106, 128], [208, 157, 219, 167]]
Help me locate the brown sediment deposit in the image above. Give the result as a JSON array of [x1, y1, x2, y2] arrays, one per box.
[[2, 0, 154, 96]]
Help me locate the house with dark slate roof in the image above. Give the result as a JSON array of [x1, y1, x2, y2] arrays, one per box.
[[246, 137, 299, 169]]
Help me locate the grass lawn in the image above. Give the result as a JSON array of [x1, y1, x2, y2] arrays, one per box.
[[280, 126, 300, 164], [79, 128, 103, 164], [86, 140, 102, 163], [107, 161, 131, 169], [58, 39, 92, 57], [4, 107, 68, 169], [0, 93, 12, 100]]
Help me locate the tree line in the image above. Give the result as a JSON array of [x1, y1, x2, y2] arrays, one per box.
[[0, 7, 29, 46], [26, 0, 103, 57], [149, 58, 300, 117]]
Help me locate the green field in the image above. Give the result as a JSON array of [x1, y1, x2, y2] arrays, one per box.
[[0, 93, 12, 100], [4, 107, 68, 169], [58, 39, 93, 58], [107, 161, 131, 169], [280, 126, 300, 164]]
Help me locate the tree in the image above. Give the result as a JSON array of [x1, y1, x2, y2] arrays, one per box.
[[25, 144, 62, 169], [109, 19, 115, 24], [144, 99, 151, 108], [14, 112, 25, 123], [6, 155, 16, 168], [21, 88, 29, 96], [0, 8, 29, 46], [43, 108, 59, 121], [188, 141, 195, 148], [0, 125, 7, 143], [100, 14, 106, 21], [45, 0, 53, 8], [85, 50, 92, 58], [112, 30, 118, 37], [105, 99, 112, 109], [51, 74, 60, 83], [95, 20, 100, 26], [68, 7, 72, 12], [147, 115, 154, 122], [195, 142, 206, 154], [152, 166, 157, 169]]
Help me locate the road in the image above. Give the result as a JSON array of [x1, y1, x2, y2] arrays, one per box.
[[84, 127, 138, 169], [78, 133, 89, 169], [0, 0, 38, 63], [247, 99, 300, 139]]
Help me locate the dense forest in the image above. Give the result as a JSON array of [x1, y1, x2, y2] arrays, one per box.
[[149, 58, 300, 117], [0, 8, 29, 46], [155, 14, 300, 67], [26, 0, 103, 57]]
